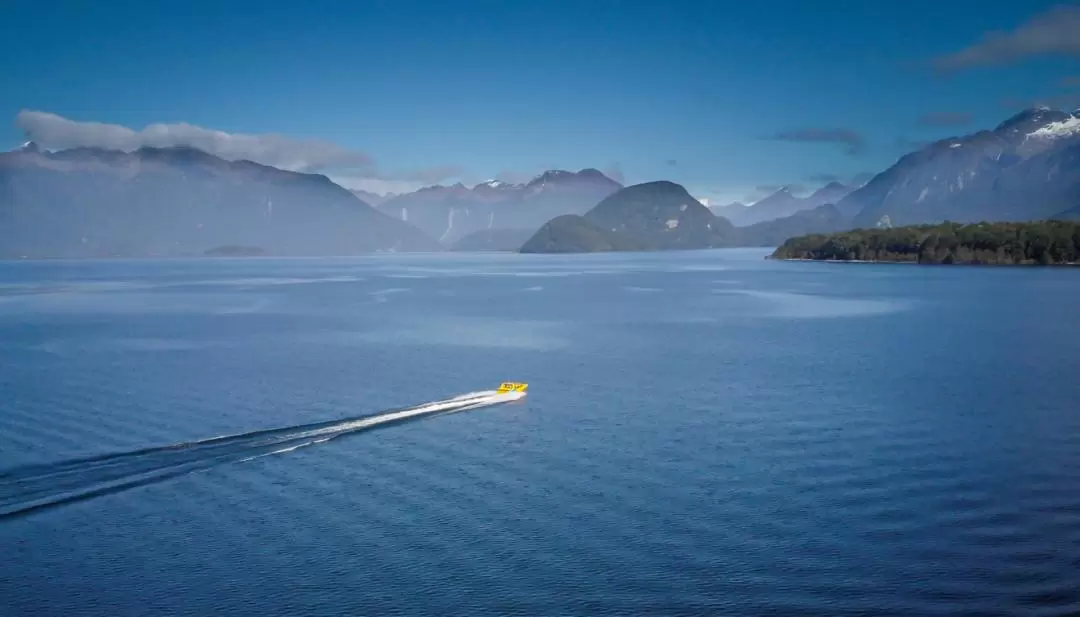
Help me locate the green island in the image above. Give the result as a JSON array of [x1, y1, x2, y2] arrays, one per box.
[[771, 221, 1080, 265]]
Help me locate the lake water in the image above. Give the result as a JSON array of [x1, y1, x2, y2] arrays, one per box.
[[2, 249, 1079, 616]]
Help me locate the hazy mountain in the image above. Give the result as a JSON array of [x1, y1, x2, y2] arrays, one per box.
[[709, 201, 746, 219], [730, 188, 803, 225], [733, 204, 848, 247], [13, 106, 1075, 260], [350, 189, 397, 206], [841, 107, 1080, 228], [0, 144, 441, 258], [807, 181, 855, 207], [377, 169, 622, 246], [375, 182, 478, 245], [728, 182, 855, 226], [450, 228, 536, 252], [520, 181, 736, 253]]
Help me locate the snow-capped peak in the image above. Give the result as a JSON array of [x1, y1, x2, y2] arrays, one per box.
[[1027, 115, 1080, 140]]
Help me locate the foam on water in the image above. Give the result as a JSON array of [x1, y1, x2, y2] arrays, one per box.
[[0, 389, 520, 519]]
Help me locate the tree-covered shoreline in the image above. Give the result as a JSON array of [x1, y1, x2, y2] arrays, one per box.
[[771, 221, 1080, 265]]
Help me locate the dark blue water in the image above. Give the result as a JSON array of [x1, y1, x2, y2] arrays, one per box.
[[2, 249, 1079, 616]]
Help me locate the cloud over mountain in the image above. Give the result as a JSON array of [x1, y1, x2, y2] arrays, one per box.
[[14, 109, 460, 194]]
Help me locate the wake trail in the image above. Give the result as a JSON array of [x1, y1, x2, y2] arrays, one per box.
[[0, 390, 520, 521]]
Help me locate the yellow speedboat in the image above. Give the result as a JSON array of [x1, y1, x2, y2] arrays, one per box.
[[496, 382, 528, 394]]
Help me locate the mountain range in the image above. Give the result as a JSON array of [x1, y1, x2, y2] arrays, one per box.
[[712, 181, 856, 227], [2, 106, 1078, 258], [0, 143, 439, 258], [518, 182, 847, 253], [374, 169, 623, 245], [520, 107, 1080, 253]]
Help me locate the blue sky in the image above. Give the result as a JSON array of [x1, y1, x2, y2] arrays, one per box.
[[2, 0, 1078, 203]]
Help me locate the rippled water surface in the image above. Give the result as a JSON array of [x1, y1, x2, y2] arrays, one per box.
[[2, 249, 1079, 616]]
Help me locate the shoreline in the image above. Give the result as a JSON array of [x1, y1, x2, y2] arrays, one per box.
[[770, 256, 1079, 267]]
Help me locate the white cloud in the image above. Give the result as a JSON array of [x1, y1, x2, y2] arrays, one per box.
[[15, 109, 461, 195], [16, 110, 372, 172]]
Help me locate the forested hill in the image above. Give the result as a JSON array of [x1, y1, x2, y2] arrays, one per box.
[[771, 221, 1080, 265]]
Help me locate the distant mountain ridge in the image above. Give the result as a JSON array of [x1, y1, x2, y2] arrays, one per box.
[[350, 188, 397, 206], [517, 105, 1080, 254], [722, 182, 856, 227], [708, 105, 1080, 248], [376, 169, 623, 245], [732, 204, 848, 247], [519, 180, 857, 254], [708, 201, 745, 217], [6, 106, 1078, 259], [0, 143, 440, 258], [840, 107, 1080, 228]]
